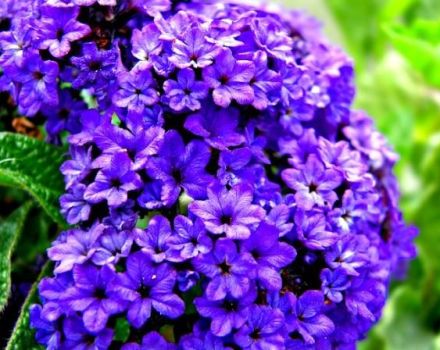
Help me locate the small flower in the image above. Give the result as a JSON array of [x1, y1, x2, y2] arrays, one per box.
[[122, 332, 176, 350], [131, 23, 163, 69], [35, 6, 90, 58], [192, 239, 255, 300], [109, 252, 185, 328], [294, 210, 338, 250], [203, 48, 255, 107], [163, 69, 209, 111], [281, 154, 343, 210], [189, 183, 266, 240], [60, 184, 91, 225], [321, 268, 350, 303], [84, 152, 142, 207], [92, 227, 134, 266]]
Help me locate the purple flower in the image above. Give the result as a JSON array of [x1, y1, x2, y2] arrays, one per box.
[[167, 215, 212, 262], [131, 23, 163, 69], [282, 291, 335, 344], [38, 273, 74, 322], [282, 154, 343, 210], [113, 66, 159, 115], [203, 48, 255, 107], [194, 287, 256, 336], [218, 147, 253, 186], [64, 265, 125, 332], [189, 183, 266, 240], [122, 332, 175, 350], [92, 227, 134, 266], [35, 6, 90, 58], [47, 224, 104, 273], [294, 210, 338, 250], [60, 184, 91, 225], [0, 19, 33, 68], [242, 222, 296, 291], [73, 0, 116, 5], [192, 239, 255, 300], [71, 43, 117, 89], [109, 252, 185, 328], [30, 305, 61, 350], [184, 104, 245, 150], [321, 268, 350, 303], [148, 130, 213, 204], [135, 215, 173, 263], [84, 152, 142, 207], [131, 0, 171, 16], [169, 26, 220, 69], [13, 54, 59, 116], [163, 68, 209, 111], [234, 306, 286, 350]]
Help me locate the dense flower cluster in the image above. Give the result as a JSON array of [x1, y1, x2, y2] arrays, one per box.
[[0, 0, 416, 348]]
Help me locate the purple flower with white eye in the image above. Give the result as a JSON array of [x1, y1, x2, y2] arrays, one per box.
[[109, 252, 185, 328], [35, 6, 90, 58], [63, 265, 125, 333], [282, 154, 343, 210], [135, 215, 173, 263], [12, 54, 59, 116], [194, 287, 256, 337], [242, 222, 296, 291], [131, 23, 163, 69], [0, 18, 33, 67], [330, 190, 366, 233], [92, 227, 134, 266], [203, 48, 255, 107], [218, 147, 253, 186], [148, 131, 213, 203], [294, 210, 338, 250], [250, 51, 281, 110], [62, 315, 113, 350], [192, 239, 255, 301], [167, 215, 212, 262], [113, 66, 159, 115], [170, 26, 220, 69], [325, 235, 368, 276], [281, 291, 335, 344], [84, 152, 142, 207], [185, 104, 245, 150], [122, 332, 175, 350], [189, 183, 265, 240], [163, 69, 209, 111], [234, 306, 286, 350], [321, 268, 351, 303], [71, 43, 117, 89], [60, 184, 91, 225], [47, 224, 104, 273]]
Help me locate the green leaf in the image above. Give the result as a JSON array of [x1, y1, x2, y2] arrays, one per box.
[[0, 132, 67, 227], [384, 19, 440, 88], [5, 262, 52, 350], [114, 318, 130, 343], [0, 202, 33, 311]]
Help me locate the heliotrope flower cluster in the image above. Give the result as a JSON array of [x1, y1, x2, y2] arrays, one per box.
[[0, 0, 416, 348]]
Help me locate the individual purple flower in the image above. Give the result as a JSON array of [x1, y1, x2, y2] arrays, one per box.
[[137, 179, 170, 210], [163, 69, 209, 111], [176, 270, 200, 292], [169, 26, 220, 69], [179, 330, 228, 350], [321, 268, 351, 303], [0, 18, 33, 68], [92, 227, 134, 266], [189, 183, 266, 240], [192, 239, 255, 300], [109, 251, 185, 328], [35, 6, 90, 58], [282, 154, 343, 210], [38, 273, 74, 322], [113, 66, 159, 115], [250, 51, 281, 110], [242, 222, 296, 291], [131, 0, 171, 16], [194, 287, 256, 337], [203, 48, 255, 107], [234, 305, 286, 350], [84, 152, 142, 207], [64, 264, 125, 332], [148, 131, 213, 203], [217, 147, 253, 186], [71, 43, 117, 89], [281, 291, 335, 344], [267, 204, 294, 237], [60, 146, 93, 190], [167, 215, 212, 262], [294, 210, 338, 250], [122, 332, 175, 350], [60, 184, 91, 225], [135, 215, 173, 263], [62, 315, 114, 350], [13, 54, 59, 116], [131, 23, 163, 69], [47, 224, 104, 273], [184, 104, 245, 150], [329, 190, 366, 233], [30, 305, 61, 350]]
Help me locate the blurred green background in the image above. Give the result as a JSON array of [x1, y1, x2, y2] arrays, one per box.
[[279, 0, 440, 349]]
